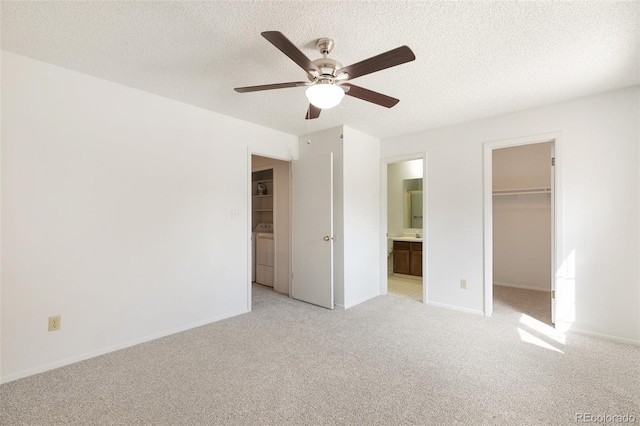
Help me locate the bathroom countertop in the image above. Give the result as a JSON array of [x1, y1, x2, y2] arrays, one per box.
[[388, 236, 423, 242]]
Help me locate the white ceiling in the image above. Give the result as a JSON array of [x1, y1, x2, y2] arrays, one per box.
[[2, 1, 638, 139]]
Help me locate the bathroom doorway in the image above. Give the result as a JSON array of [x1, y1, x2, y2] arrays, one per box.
[[382, 156, 427, 303]]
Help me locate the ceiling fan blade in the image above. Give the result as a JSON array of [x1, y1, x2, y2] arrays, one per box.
[[338, 46, 415, 80], [234, 81, 308, 93], [262, 31, 320, 75], [305, 104, 321, 120], [342, 83, 399, 108]]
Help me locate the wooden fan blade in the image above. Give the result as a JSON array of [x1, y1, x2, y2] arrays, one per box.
[[262, 31, 320, 75], [337, 46, 415, 81], [305, 104, 321, 120], [342, 83, 399, 108], [234, 81, 308, 93]]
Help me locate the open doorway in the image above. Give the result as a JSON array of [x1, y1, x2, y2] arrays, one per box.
[[483, 132, 561, 327], [249, 155, 291, 306], [492, 142, 553, 325], [385, 158, 425, 302]]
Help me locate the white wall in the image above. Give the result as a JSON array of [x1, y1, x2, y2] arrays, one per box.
[[0, 51, 298, 382], [297, 126, 345, 306], [493, 143, 552, 190], [493, 143, 551, 291], [342, 126, 380, 308], [382, 86, 640, 342], [251, 155, 290, 295], [296, 126, 380, 308], [0, 49, 3, 377]]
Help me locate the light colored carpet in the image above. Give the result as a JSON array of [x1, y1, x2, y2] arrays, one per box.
[[493, 285, 552, 326], [1, 284, 638, 425]]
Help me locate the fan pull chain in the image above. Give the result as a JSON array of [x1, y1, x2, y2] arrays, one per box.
[[307, 106, 311, 144]]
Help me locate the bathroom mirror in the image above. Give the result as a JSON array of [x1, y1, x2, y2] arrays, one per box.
[[403, 178, 423, 229]]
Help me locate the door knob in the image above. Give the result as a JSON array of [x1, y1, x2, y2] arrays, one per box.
[[324, 236, 331, 241]]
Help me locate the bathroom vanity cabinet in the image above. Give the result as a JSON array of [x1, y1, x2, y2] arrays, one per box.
[[393, 241, 422, 276]]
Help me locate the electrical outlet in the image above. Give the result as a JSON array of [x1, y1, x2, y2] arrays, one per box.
[[48, 315, 61, 331], [460, 279, 467, 289], [231, 209, 241, 220]]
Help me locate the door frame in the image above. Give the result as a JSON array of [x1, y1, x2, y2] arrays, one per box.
[[379, 152, 428, 304], [246, 149, 293, 311], [482, 132, 563, 321]]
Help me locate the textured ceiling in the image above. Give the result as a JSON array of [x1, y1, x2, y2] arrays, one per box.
[[2, 1, 638, 139]]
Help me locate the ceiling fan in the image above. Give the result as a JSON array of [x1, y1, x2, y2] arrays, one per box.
[[234, 31, 416, 120]]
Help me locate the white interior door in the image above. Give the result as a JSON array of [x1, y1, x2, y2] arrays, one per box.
[[550, 143, 556, 324], [291, 153, 334, 309]]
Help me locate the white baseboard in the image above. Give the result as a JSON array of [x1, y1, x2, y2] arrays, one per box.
[[494, 281, 550, 292], [344, 292, 380, 309], [426, 300, 484, 316], [0, 308, 249, 385], [568, 328, 640, 346]]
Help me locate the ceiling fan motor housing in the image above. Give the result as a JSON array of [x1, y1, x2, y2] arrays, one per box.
[[310, 57, 343, 79], [307, 38, 347, 82]]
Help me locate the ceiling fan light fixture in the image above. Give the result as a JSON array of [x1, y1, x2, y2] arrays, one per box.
[[235, 32, 416, 119], [305, 82, 344, 109]]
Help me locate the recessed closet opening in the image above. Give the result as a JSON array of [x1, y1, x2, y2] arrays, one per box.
[[492, 142, 554, 325], [250, 155, 291, 306]]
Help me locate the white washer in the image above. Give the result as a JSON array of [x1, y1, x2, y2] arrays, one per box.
[[251, 232, 256, 282], [253, 223, 273, 285], [256, 233, 274, 287]]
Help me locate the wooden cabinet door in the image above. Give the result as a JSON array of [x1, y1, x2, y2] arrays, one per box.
[[393, 241, 411, 274], [410, 243, 422, 276], [394, 250, 410, 274]]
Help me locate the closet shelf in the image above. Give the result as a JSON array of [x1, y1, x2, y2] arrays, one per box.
[[493, 187, 551, 196], [252, 194, 273, 198]]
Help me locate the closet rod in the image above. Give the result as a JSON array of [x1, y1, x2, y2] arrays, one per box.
[[493, 187, 551, 196]]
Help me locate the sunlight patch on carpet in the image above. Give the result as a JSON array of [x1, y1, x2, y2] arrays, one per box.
[[517, 327, 564, 353]]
